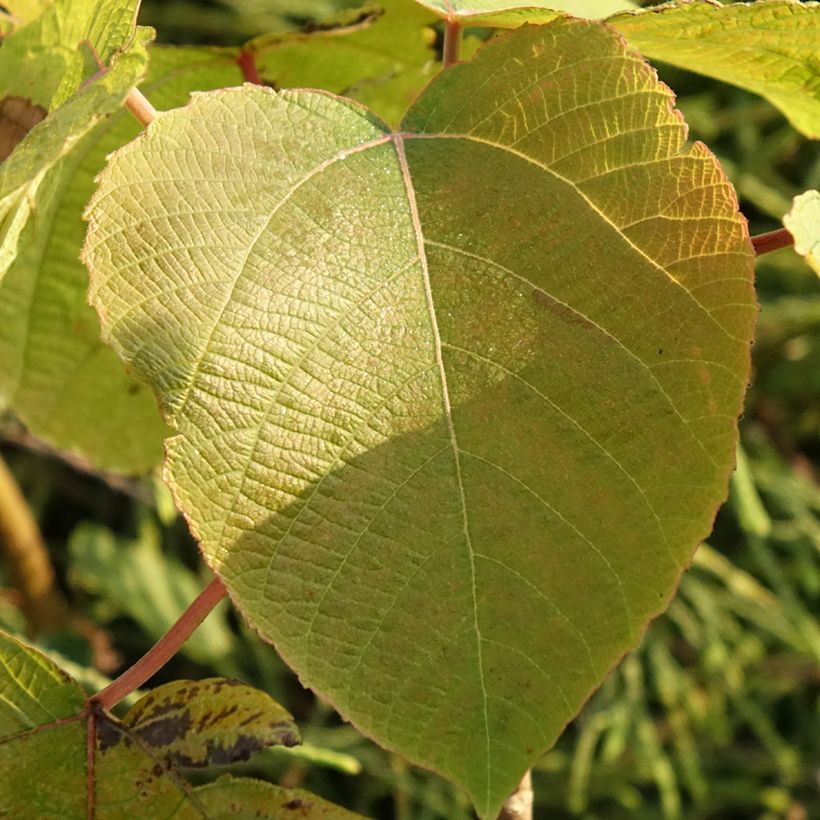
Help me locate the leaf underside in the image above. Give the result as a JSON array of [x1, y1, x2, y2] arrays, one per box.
[[84, 18, 756, 818]]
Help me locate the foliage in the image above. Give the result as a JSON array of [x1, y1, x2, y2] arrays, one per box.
[[0, 0, 818, 818]]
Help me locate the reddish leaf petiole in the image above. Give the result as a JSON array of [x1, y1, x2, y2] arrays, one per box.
[[90, 575, 227, 710]]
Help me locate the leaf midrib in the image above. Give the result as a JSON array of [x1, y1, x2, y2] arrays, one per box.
[[393, 133, 493, 813]]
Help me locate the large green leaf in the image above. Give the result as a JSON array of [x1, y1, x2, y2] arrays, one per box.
[[412, 0, 635, 26], [610, 0, 820, 139], [247, 0, 439, 127], [0, 629, 356, 817], [0, 0, 148, 283], [0, 46, 242, 472], [84, 19, 756, 817], [783, 190, 820, 275]]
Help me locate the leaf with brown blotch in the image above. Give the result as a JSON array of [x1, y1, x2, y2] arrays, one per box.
[[0, 630, 355, 818]]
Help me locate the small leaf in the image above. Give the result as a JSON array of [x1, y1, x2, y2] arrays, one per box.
[[610, 0, 820, 139], [85, 19, 755, 818], [115, 678, 300, 767], [0, 629, 343, 817], [193, 775, 365, 818], [248, 0, 439, 126], [783, 190, 820, 275], [412, 0, 635, 26]]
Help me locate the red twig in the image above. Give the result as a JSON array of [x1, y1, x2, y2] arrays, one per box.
[[443, 19, 462, 67], [752, 227, 794, 256], [237, 50, 263, 85], [90, 576, 227, 710]]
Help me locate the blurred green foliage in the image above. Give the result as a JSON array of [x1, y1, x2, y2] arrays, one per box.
[[0, 1, 818, 818]]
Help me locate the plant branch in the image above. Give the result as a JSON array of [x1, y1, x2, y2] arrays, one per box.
[[91, 575, 227, 709], [752, 227, 794, 256], [0, 452, 70, 633], [124, 87, 158, 128], [443, 19, 462, 67], [498, 770, 533, 820], [237, 49, 263, 85]]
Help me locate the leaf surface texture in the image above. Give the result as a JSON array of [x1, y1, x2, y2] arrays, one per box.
[[84, 20, 756, 817]]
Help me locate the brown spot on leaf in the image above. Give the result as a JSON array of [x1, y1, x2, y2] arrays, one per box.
[[0, 96, 46, 160], [208, 734, 266, 765], [135, 711, 192, 747], [96, 715, 124, 752]]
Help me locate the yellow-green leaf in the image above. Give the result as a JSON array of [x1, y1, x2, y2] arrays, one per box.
[[0, 45, 242, 472], [84, 19, 755, 818], [611, 0, 820, 139], [0, 630, 345, 818], [412, 0, 635, 26], [0, 0, 149, 285], [248, 0, 439, 127], [783, 190, 820, 274], [110, 678, 299, 767]]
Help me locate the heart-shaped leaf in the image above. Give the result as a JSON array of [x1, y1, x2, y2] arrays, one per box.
[[0, 630, 356, 818], [84, 19, 756, 817]]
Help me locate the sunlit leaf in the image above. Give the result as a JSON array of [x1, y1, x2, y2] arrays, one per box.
[[783, 190, 820, 275], [85, 19, 755, 817], [0, 0, 149, 284], [0, 45, 242, 471], [412, 0, 634, 26], [610, 0, 820, 139], [0, 630, 345, 817]]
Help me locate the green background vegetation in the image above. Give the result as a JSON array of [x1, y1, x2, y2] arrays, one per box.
[[1, 1, 818, 817]]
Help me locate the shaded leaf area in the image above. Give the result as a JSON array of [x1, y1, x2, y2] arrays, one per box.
[[610, 0, 820, 139], [246, 0, 438, 127], [0, 630, 357, 818], [783, 190, 820, 275], [412, 0, 635, 26], [0, 45, 244, 473], [0, 0, 148, 283], [84, 18, 755, 818], [69, 521, 238, 674]]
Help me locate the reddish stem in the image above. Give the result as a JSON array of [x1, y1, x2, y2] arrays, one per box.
[[752, 227, 794, 256], [237, 49, 263, 85], [443, 19, 462, 67], [91, 576, 227, 710]]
